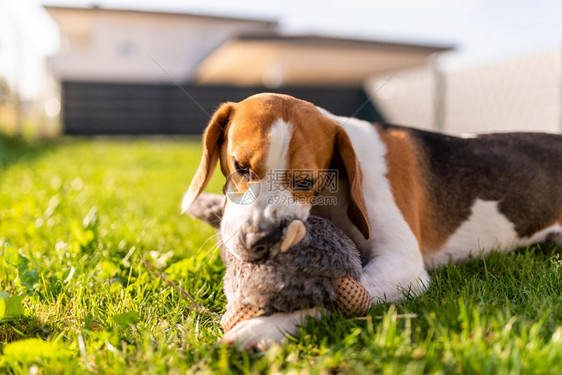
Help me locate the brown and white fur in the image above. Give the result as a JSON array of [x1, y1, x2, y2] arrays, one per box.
[[182, 93, 562, 350]]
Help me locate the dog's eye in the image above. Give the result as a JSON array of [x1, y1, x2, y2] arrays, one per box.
[[234, 160, 251, 177], [294, 178, 315, 192]]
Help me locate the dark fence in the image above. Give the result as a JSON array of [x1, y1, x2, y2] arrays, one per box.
[[61, 81, 383, 135]]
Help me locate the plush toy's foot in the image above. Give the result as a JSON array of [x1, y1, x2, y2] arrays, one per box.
[[221, 277, 371, 338], [220, 304, 262, 332], [334, 277, 371, 315]]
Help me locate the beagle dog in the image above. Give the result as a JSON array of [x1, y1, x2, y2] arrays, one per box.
[[182, 93, 562, 350]]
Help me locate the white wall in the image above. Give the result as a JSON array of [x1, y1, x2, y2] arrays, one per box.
[[49, 10, 275, 82]]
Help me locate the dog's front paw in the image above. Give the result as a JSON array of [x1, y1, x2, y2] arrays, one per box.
[[222, 315, 292, 351], [221, 308, 322, 351]]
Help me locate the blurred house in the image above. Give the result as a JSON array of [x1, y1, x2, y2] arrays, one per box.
[[45, 5, 451, 135]]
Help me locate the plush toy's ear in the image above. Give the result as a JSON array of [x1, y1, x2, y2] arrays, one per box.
[[281, 220, 307, 252], [181, 103, 233, 213], [185, 193, 225, 228], [333, 129, 371, 240]]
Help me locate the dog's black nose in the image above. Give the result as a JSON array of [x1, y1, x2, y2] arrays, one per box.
[[248, 227, 284, 258]]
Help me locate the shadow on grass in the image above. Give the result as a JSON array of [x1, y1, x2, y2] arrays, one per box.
[[0, 316, 53, 343], [0, 133, 56, 170]]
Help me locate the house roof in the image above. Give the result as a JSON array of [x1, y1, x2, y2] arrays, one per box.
[[196, 33, 454, 86], [235, 33, 453, 54], [43, 5, 278, 26]]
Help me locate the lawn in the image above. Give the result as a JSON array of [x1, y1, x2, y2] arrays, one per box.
[[0, 135, 561, 374]]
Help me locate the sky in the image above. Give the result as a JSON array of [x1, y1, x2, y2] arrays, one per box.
[[1, 0, 561, 100]]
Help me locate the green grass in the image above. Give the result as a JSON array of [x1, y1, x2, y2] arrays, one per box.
[[0, 135, 561, 374]]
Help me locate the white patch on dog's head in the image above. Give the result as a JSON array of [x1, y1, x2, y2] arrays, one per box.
[[265, 119, 291, 170]]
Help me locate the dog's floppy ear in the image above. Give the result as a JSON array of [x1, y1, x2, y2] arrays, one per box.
[[181, 103, 233, 213], [334, 128, 371, 240]]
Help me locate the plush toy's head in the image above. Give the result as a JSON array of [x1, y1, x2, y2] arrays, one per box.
[[187, 193, 371, 331], [219, 215, 363, 311]]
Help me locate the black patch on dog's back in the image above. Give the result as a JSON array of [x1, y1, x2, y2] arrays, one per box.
[[380, 124, 562, 239]]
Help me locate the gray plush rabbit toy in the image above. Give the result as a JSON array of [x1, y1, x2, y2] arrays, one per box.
[[187, 193, 371, 332]]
